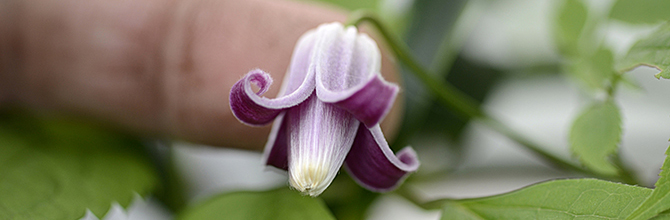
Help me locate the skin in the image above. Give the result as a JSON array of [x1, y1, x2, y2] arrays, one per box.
[[0, 0, 402, 150]]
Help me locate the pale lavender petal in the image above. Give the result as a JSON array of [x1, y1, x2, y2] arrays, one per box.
[[262, 112, 289, 170], [286, 94, 360, 197], [311, 23, 397, 127], [279, 29, 318, 96], [229, 30, 318, 126], [344, 124, 420, 192]]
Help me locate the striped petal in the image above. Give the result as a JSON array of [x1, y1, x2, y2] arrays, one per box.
[[312, 23, 398, 127], [286, 94, 360, 196]]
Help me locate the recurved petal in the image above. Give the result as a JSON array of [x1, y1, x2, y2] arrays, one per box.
[[229, 69, 283, 125], [344, 124, 420, 192], [312, 23, 397, 127], [228, 68, 315, 126], [331, 74, 398, 127], [229, 29, 318, 126]]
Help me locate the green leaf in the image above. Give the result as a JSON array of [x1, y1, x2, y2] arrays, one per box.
[[440, 179, 651, 220], [178, 188, 335, 220], [554, 0, 588, 56], [569, 48, 616, 90], [650, 209, 670, 220], [626, 146, 670, 220], [609, 0, 670, 24], [0, 112, 159, 220], [617, 23, 670, 79], [569, 100, 622, 176]]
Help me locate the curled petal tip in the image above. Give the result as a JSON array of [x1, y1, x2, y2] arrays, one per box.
[[229, 69, 282, 126]]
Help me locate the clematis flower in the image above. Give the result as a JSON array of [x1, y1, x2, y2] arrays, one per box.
[[229, 22, 419, 197]]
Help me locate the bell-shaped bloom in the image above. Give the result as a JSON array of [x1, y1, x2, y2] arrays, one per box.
[[229, 22, 419, 197]]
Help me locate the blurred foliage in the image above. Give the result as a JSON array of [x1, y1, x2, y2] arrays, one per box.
[[555, 0, 587, 57], [177, 188, 334, 220], [302, 0, 380, 11], [609, 0, 670, 25], [393, 0, 471, 148], [568, 48, 615, 91], [617, 22, 670, 79], [0, 109, 159, 220], [320, 173, 378, 220], [569, 100, 622, 176], [387, 0, 509, 158]]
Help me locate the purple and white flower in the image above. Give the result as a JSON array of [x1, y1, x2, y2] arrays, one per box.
[[229, 22, 419, 197]]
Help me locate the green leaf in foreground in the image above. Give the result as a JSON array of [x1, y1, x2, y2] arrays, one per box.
[[554, 0, 588, 56], [0, 112, 159, 220], [651, 209, 670, 220], [617, 23, 670, 79], [609, 0, 670, 25], [440, 179, 651, 220], [178, 188, 335, 220], [569, 100, 622, 176], [626, 146, 670, 220]]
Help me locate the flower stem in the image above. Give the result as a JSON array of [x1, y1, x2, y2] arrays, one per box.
[[347, 10, 638, 185]]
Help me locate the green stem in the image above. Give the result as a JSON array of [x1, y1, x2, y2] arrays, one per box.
[[347, 10, 638, 185], [347, 11, 483, 120]]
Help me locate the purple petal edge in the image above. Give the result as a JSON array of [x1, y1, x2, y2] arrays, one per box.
[[332, 74, 399, 127], [229, 69, 314, 126], [262, 112, 289, 170], [344, 124, 420, 192], [229, 69, 281, 125]]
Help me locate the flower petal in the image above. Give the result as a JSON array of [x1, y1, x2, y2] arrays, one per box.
[[331, 74, 398, 127], [262, 112, 289, 170], [229, 31, 318, 126], [229, 69, 283, 125], [344, 124, 420, 192], [286, 94, 360, 197], [312, 23, 397, 127]]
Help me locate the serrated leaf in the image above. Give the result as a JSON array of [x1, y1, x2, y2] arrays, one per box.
[[440, 179, 651, 220], [609, 0, 670, 25], [626, 146, 670, 220], [555, 0, 588, 56], [617, 23, 670, 79], [0, 112, 159, 220], [569, 48, 616, 90], [178, 188, 335, 220], [569, 100, 622, 176]]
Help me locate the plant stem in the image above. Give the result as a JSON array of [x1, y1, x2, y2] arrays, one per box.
[[347, 10, 638, 185]]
